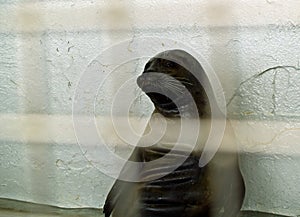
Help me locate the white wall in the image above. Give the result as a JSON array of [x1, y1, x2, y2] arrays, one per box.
[[1, 0, 300, 215]]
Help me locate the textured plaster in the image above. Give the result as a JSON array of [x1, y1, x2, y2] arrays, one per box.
[[232, 120, 300, 216], [0, 1, 300, 216]]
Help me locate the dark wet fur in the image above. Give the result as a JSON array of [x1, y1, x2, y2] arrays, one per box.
[[104, 49, 245, 217], [137, 56, 209, 118]]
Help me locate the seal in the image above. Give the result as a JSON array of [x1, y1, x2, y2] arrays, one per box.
[[137, 50, 210, 118], [103, 49, 244, 217]]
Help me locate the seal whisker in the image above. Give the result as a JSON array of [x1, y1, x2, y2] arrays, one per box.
[[157, 76, 184, 91], [166, 80, 185, 88], [174, 77, 194, 86], [163, 84, 182, 94], [163, 82, 185, 95], [161, 76, 186, 88], [161, 75, 193, 89], [180, 80, 193, 86]]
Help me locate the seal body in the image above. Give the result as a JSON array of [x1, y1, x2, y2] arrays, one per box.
[[103, 49, 244, 217]]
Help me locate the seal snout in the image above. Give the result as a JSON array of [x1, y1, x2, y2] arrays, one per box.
[[136, 74, 147, 88], [137, 73, 160, 91]]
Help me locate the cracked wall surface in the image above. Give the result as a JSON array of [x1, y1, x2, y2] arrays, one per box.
[[1, 1, 300, 216], [228, 65, 300, 119]]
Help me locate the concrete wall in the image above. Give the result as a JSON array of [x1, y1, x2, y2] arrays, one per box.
[[1, 0, 300, 216]]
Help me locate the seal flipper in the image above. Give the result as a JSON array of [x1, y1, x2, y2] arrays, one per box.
[[208, 151, 245, 217], [103, 179, 141, 217], [221, 163, 245, 217], [103, 147, 145, 217], [103, 180, 122, 217]]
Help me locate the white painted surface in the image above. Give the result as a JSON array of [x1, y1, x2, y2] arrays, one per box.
[[232, 120, 300, 216], [1, 0, 300, 32], [0, 0, 300, 216]]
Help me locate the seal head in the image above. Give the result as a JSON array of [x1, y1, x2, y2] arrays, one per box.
[[137, 49, 210, 118]]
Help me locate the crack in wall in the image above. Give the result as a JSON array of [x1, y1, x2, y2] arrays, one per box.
[[227, 65, 300, 112], [271, 70, 278, 115]]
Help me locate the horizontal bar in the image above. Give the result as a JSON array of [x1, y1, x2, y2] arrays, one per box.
[[1, 114, 300, 154], [0, 0, 300, 33]]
